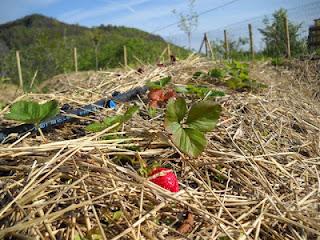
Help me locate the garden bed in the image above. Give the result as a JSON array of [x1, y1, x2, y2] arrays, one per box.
[[0, 56, 319, 240]]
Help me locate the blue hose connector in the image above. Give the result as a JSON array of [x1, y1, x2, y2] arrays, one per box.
[[107, 100, 117, 109]]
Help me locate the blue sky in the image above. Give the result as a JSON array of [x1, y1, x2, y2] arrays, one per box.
[[0, 0, 318, 47]]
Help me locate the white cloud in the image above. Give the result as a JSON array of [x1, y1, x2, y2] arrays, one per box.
[[105, 1, 188, 32], [58, 0, 150, 23]]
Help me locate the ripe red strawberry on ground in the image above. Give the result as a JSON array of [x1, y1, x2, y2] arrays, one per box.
[[148, 89, 165, 102], [164, 88, 177, 100], [148, 88, 177, 108], [149, 167, 179, 192]]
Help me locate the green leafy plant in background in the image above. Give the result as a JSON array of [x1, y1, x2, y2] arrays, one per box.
[[192, 71, 206, 79], [226, 61, 249, 77], [193, 61, 267, 91], [165, 98, 221, 157], [271, 57, 285, 66], [146, 76, 171, 89], [175, 84, 225, 98], [5, 100, 59, 126], [208, 68, 226, 79], [192, 68, 226, 80], [86, 105, 139, 132], [225, 61, 267, 91], [259, 8, 306, 57]]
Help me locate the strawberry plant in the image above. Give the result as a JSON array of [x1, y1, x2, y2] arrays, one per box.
[[175, 85, 225, 98], [165, 98, 221, 158], [208, 68, 226, 79], [193, 61, 267, 91], [86, 105, 139, 132], [271, 57, 285, 66], [192, 71, 207, 79], [225, 61, 267, 91], [5, 100, 59, 126]]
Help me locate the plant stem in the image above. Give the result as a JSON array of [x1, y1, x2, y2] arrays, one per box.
[[38, 127, 47, 142]]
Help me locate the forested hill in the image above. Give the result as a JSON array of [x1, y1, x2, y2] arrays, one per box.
[[0, 14, 187, 88]]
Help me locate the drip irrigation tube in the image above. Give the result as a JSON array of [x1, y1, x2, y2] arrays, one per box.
[[0, 86, 148, 144]]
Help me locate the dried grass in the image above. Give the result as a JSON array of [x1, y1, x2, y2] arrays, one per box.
[[0, 56, 319, 240]]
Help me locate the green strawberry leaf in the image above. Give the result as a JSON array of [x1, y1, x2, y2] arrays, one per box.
[[5, 100, 59, 125], [86, 115, 121, 132], [86, 105, 139, 132], [175, 85, 189, 93], [164, 98, 221, 158], [175, 85, 225, 98], [122, 105, 139, 122], [5, 101, 39, 123], [159, 76, 171, 87], [192, 71, 206, 79], [172, 126, 207, 158], [146, 76, 171, 89], [164, 98, 187, 133], [186, 102, 221, 132], [38, 100, 59, 121], [208, 68, 225, 79]]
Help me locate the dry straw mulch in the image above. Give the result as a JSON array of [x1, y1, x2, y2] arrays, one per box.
[[0, 56, 319, 240]]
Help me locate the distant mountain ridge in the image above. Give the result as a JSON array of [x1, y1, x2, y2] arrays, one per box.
[[0, 14, 187, 87], [0, 13, 165, 51]]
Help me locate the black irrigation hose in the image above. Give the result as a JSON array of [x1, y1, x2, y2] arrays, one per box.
[[0, 86, 148, 144]]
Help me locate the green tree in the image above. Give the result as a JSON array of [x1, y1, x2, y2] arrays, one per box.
[[259, 8, 306, 57], [173, 0, 198, 50], [91, 28, 104, 70]]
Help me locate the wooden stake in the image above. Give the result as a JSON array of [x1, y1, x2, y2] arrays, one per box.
[[167, 43, 171, 62], [248, 24, 254, 59], [199, 33, 214, 59], [198, 35, 205, 53], [73, 48, 78, 72], [29, 70, 38, 89], [284, 17, 291, 58], [204, 33, 214, 60], [16, 51, 23, 89], [224, 30, 229, 59], [204, 33, 208, 57], [123, 45, 128, 68]]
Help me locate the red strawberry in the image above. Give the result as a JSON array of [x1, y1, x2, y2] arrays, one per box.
[[149, 168, 179, 192], [149, 100, 158, 108], [148, 89, 165, 101], [164, 89, 177, 101]]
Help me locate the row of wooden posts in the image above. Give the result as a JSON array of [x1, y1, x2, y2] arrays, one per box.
[[15, 42, 173, 88], [15, 17, 292, 89], [199, 17, 292, 59]]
